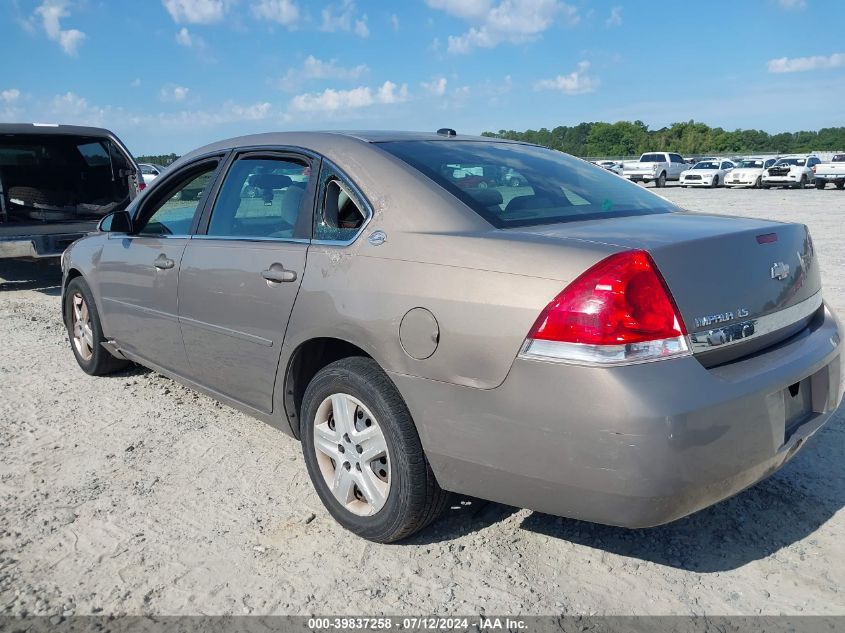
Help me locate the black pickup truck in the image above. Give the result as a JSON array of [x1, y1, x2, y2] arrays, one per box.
[[0, 123, 142, 260]]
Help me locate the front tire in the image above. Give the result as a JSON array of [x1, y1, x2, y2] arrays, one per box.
[[836, 181, 845, 190], [711, 175, 719, 188], [796, 175, 807, 189], [754, 176, 762, 188], [64, 277, 129, 376], [301, 357, 449, 543], [815, 179, 826, 190]]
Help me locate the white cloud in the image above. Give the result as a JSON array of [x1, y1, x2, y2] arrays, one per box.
[[160, 85, 191, 102], [130, 78, 142, 88], [427, 0, 577, 54], [162, 0, 226, 24], [289, 80, 408, 112], [605, 6, 622, 27], [768, 52, 845, 73], [49, 91, 109, 125], [1, 89, 21, 104], [176, 26, 193, 46], [534, 60, 599, 94], [320, 0, 369, 38], [34, 1, 86, 56], [390, 13, 399, 31], [422, 77, 448, 96], [273, 55, 369, 91], [251, 0, 300, 27], [778, 0, 806, 9]]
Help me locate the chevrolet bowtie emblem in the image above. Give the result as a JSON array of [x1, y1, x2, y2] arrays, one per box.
[[770, 262, 790, 280]]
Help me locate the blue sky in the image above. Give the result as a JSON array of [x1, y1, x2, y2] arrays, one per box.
[[2, 0, 844, 155]]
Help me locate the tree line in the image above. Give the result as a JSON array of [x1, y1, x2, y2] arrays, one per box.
[[481, 121, 845, 158], [134, 152, 181, 166]]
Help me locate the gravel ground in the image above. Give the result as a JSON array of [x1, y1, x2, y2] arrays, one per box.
[[1, 185, 844, 618]]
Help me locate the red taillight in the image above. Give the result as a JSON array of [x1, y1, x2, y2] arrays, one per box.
[[139, 182, 146, 191], [522, 250, 689, 365]]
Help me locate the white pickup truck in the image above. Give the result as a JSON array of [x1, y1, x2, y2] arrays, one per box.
[[814, 153, 845, 190], [622, 152, 687, 187]]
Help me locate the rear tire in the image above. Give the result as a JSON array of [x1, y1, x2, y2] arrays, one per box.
[[836, 181, 845, 190], [300, 357, 450, 543], [655, 172, 666, 188], [64, 277, 129, 376]]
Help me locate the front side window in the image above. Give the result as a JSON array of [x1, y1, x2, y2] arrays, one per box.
[[207, 157, 310, 239], [135, 163, 218, 236], [379, 141, 677, 229], [314, 167, 368, 242]]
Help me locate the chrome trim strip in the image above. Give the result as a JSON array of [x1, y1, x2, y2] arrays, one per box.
[[178, 315, 274, 347], [190, 235, 310, 244], [102, 297, 179, 322], [688, 292, 823, 353]]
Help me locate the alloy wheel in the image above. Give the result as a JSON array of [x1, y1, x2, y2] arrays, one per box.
[[313, 393, 391, 516], [71, 292, 94, 361]]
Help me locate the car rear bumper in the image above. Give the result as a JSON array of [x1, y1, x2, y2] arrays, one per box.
[[391, 304, 843, 528], [815, 174, 845, 182], [0, 232, 87, 259], [623, 173, 655, 182]]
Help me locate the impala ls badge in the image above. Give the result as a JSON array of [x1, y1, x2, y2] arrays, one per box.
[[771, 262, 790, 280]]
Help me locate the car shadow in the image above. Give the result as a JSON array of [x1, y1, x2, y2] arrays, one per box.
[[520, 419, 845, 573], [0, 260, 62, 295]]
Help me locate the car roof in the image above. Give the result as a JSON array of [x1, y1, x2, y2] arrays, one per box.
[[0, 123, 118, 137], [181, 130, 528, 161]]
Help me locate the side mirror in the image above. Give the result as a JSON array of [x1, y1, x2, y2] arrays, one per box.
[[98, 210, 132, 233]]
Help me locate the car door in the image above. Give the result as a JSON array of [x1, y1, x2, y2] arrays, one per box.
[[177, 150, 316, 413], [96, 157, 222, 374], [669, 154, 685, 178]]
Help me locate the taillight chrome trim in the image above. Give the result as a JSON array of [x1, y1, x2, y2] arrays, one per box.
[[519, 335, 691, 367], [688, 291, 823, 353]]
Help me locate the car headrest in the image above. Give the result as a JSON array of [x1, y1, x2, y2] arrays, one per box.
[[471, 189, 503, 207], [251, 173, 292, 190]]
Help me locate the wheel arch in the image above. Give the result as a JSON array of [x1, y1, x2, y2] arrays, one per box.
[[282, 336, 383, 439]]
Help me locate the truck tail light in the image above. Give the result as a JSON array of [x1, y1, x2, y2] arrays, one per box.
[[519, 250, 690, 366]]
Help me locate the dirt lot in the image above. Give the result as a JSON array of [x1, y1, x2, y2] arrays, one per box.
[[1, 185, 844, 617]]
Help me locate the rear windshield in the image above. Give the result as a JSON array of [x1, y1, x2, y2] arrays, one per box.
[[378, 141, 677, 228], [639, 153, 665, 162], [833, 154, 845, 162]]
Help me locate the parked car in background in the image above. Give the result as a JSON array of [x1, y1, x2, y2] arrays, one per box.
[[814, 154, 845, 189], [725, 157, 778, 188], [0, 123, 142, 260], [622, 152, 687, 187], [680, 159, 735, 188], [762, 155, 821, 189], [60, 130, 844, 543], [139, 163, 167, 187], [592, 160, 624, 175]]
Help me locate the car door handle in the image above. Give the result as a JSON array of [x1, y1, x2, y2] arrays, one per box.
[[154, 254, 175, 270], [261, 265, 297, 283]]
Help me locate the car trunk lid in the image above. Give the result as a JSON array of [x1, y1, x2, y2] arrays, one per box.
[[513, 212, 822, 365]]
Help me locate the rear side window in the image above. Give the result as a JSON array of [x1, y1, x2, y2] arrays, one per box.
[[315, 166, 368, 242], [207, 157, 310, 239], [378, 141, 677, 229]]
